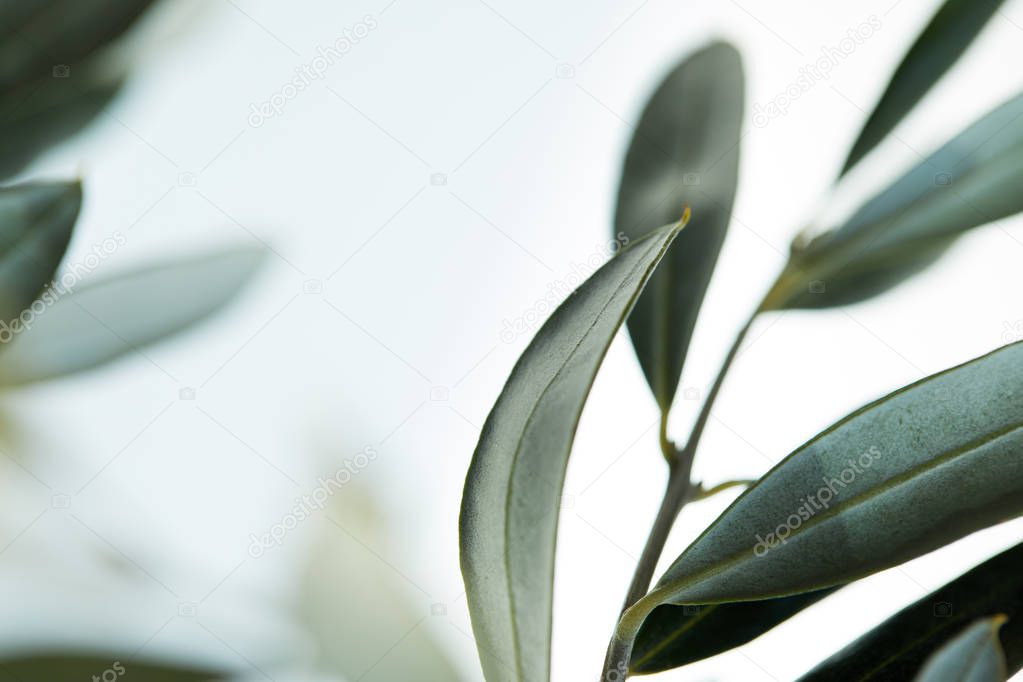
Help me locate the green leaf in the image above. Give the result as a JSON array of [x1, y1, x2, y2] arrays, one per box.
[[0, 71, 121, 180], [0, 653, 225, 681], [459, 219, 686, 682], [610, 342, 1023, 666], [0, 0, 156, 177], [0, 2, 60, 50], [913, 616, 1008, 682], [840, 0, 1006, 176], [801, 540, 1023, 681], [630, 586, 838, 674], [766, 88, 1023, 310], [0, 247, 266, 385], [0, 180, 80, 324], [615, 41, 743, 412], [0, 0, 155, 91]]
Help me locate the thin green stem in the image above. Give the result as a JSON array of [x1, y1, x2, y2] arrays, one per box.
[[619, 453, 695, 613], [680, 314, 756, 456], [604, 309, 761, 680], [602, 589, 662, 681], [620, 312, 757, 613], [658, 409, 674, 462], [692, 478, 756, 501]]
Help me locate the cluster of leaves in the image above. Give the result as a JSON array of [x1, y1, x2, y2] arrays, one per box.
[[459, 1, 1023, 680], [0, 1, 263, 390], [0, 2, 260, 680]]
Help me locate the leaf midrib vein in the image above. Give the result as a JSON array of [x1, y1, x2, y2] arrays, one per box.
[[651, 418, 1023, 605], [499, 229, 676, 678]]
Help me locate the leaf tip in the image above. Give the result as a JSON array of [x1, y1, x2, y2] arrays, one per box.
[[678, 203, 692, 229]]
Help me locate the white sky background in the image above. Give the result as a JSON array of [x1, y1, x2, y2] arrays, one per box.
[[4, 0, 1023, 680]]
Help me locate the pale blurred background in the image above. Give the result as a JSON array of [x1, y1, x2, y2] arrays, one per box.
[[6, 0, 1023, 679]]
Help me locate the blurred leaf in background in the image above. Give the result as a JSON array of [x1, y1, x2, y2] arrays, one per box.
[[839, 0, 1007, 176], [0, 181, 80, 323], [0, 247, 267, 385], [0, 653, 225, 682], [299, 481, 463, 682], [0, 0, 158, 179]]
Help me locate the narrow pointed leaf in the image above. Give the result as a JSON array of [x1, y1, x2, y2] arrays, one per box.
[[767, 89, 1023, 309], [615, 342, 1023, 661], [0, 247, 266, 385], [913, 616, 1008, 682], [801, 541, 1023, 681], [0, 653, 225, 681], [0, 181, 80, 324], [630, 586, 838, 674], [0, 2, 56, 42], [0, 0, 155, 176], [841, 0, 1006, 176], [0, 0, 155, 91], [615, 42, 743, 411], [460, 219, 686, 682], [0, 71, 121, 180]]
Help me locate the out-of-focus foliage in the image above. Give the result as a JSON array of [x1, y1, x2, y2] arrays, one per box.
[[0, 0, 157, 179], [300, 483, 463, 682]]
